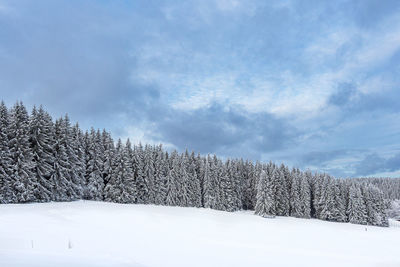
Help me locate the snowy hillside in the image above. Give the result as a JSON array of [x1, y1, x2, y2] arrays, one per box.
[[0, 201, 399, 267]]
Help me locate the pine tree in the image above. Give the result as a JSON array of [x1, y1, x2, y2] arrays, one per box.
[[153, 145, 167, 205], [313, 173, 325, 219], [255, 169, 275, 218], [133, 143, 148, 204], [9, 102, 36, 202], [242, 160, 255, 210], [51, 118, 73, 201], [274, 165, 290, 216], [165, 151, 180, 206], [104, 139, 136, 203], [60, 115, 82, 200], [289, 169, 302, 218], [143, 144, 155, 204], [29, 106, 55, 202], [217, 159, 232, 211], [71, 123, 86, 198], [299, 171, 311, 219], [189, 151, 202, 207], [194, 153, 205, 207], [203, 155, 217, 209], [332, 180, 346, 222], [101, 129, 115, 188], [319, 177, 336, 221], [347, 184, 367, 225], [0, 102, 15, 203], [220, 159, 242, 212], [178, 152, 191, 207], [363, 185, 388, 227], [84, 128, 104, 200]]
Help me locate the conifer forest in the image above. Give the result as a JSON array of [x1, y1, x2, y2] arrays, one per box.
[[1, 101, 399, 227]]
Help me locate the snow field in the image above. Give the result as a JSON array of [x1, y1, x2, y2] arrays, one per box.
[[0, 201, 399, 267]]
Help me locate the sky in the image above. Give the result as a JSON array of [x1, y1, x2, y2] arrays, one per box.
[[0, 0, 400, 178]]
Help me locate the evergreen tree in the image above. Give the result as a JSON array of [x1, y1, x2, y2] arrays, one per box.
[[255, 170, 275, 218], [51, 118, 73, 201], [0, 102, 15, 203], [217, 159, 232, 211], [104, 139, 136, 203], [9, 102, 35, 202], [101, 129, 115, 188], [242, 160, 255, 210], [29, 106, 55, 202], [61, 115, 82, 199], [289, 169, 302, 218], [71, 123, 86, 198], [143, 144, 155, 204], [188, 151, 202, 208], [178, 152, 191, 207], [165, 151, 180, 206], [332, 180, 346, 222], [319, 177, 338, 221], [347, 184, 367, 225], [85, 128, 104, 200], [133, 143, 148, 204], [299, 171, 311, 219], [153, 145, 167, 205], [203, 155, 217, 209], [274, 165, 290, 216]]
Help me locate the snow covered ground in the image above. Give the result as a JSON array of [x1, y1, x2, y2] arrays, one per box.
[[0, 201, 399, 267]]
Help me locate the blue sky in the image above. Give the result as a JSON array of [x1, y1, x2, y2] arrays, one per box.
[[1, 0, 400, 177]]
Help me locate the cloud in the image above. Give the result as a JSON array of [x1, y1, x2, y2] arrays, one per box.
[[355, 152, 400, 176], [134, 101, 298, 159], [0, 0, 399, 178], [300, 149, 356, 167], [328, 83, 357, 106], [327, 82, 400, 113]]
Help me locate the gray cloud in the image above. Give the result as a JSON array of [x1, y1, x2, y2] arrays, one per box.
[[147, 102, 298, 158], [300, 149, 357, 167], [328, 83, 357, 107], [355, 152, 400, 176], [328, 82, 400, 114], [0, 0, 399, 178]]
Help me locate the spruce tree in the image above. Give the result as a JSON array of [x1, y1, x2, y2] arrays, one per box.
[[189, 151, 202, 208], [255, 169, 275, 218], [165, 151, 180, 206], [51, 118, 73, 201], [143, 144, 155, 204], [85, 128, 104, 200], [153, 145, 167, 205], [101, 129, 115, 188], [203, 155, 217, 209], [71, 123, 86, 198], [133, 143, 148, 204], [104, 139, 136, 203], [274, 165, 290, 216], [0, 102, 15, 203], [9, 102, 36, 202], [29, 106, 55, 202], [289, 169, 302, 218], [347, 184, 367, 225], [299, 172, 311, 219]]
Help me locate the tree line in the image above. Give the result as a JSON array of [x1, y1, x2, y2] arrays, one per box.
[[0, 101, 397, 227]]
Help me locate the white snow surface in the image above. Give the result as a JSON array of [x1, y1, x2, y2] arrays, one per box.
[[0, 201, 399, 267]]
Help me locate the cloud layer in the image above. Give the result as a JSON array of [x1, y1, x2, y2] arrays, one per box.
[[1, 0, 399, 177]]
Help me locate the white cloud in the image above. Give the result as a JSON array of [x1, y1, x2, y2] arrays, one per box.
[[131, 2, 400, 125], [215, 0, 241, 11], [120, 125, 177, 150]]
